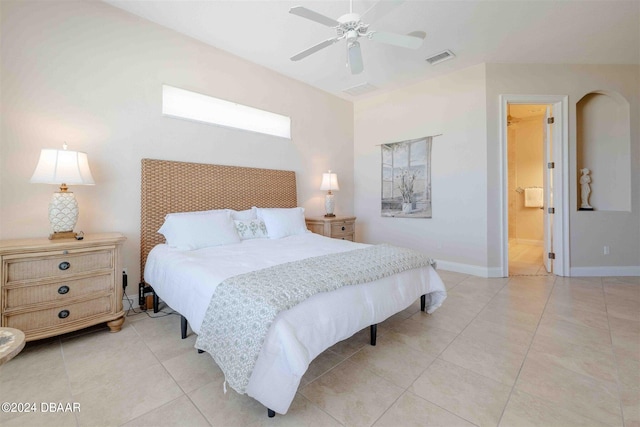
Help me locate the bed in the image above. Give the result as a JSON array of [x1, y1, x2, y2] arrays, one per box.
[[139, 159, 447, 416]]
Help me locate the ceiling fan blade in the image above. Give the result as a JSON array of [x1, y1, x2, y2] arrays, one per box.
[[370, 31, 424, 49], [361, 0, 404, 24], [289, 6, 339, 27], [291, 38, 339, 61], [348, 41, 364, 74]]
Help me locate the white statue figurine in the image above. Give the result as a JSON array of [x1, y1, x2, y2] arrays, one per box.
[[580, 168, 592, 209]]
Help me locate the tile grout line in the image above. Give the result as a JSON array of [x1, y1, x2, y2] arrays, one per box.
[[405, 358, 481, 427], [304, 288, 469, 426], [433, 275, 511, 360], [368, 321, 480, 427], [494, 274, 557, 426], [398, 275, 510, 427], [180, 393, 214, 427], [120, 317, 191, 426], [58, 338, 81, 427], [602, 278, 630, 427]]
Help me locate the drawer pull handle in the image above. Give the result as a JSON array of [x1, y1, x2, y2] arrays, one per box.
[[341, 226, 346, 231], [58, 310, 70, 319], [58, 261, 70, 271], [58, 285, 70, 295]]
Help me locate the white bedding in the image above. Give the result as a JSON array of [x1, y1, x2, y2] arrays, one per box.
[[144, 232, 447, 414]]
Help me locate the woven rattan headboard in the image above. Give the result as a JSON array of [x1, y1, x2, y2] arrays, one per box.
[[140, 158, 297, 282]]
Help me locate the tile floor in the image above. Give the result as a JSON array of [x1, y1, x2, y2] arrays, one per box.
[[508, 242, 550, 276], [1, 273, 638, 427]]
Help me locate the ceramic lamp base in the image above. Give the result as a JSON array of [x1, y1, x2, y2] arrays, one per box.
[[324, 193, 336, 217], [48, 191, 78, 235]]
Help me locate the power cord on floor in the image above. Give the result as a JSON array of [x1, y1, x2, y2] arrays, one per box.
[[123, 287, 178, 318]]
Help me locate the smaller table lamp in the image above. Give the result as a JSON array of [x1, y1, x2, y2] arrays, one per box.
[[320, 170, 339, 217], [30, 143, 95, 239]]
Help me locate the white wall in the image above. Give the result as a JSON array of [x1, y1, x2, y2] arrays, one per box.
[[355, 63, 639, 277], [486, 64, 640, 273], [354, 65, 490, 275], [0, 0, 354, 282]]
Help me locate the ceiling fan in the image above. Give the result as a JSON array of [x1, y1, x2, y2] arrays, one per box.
[[289, 0, 425, 75]]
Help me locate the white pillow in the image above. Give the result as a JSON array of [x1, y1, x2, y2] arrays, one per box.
[[255, 207, 308, 239], [230, 207, 257, 221], [158, 210, 240, 250], [234, 219, 268, 240]]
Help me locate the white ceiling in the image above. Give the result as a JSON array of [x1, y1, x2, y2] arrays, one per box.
[[104, 0, 640, 100]]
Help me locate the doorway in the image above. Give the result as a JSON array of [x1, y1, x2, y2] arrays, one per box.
[[499, 95, 569, 277], [507, 104, 551, 276]]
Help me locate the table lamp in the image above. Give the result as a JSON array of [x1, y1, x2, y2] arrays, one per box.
[[30, 143, 95, 239], [320, 170, 339, 217]]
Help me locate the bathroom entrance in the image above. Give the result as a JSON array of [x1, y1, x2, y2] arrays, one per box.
[[506, 104, 552, 275], [500, 94, 568, 277]]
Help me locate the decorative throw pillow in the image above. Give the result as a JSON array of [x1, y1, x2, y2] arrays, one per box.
[[230, 207, 257, 221], [255, 207, 308, 239], [158, 209, 240, 250], [234, 219, 268, 240]]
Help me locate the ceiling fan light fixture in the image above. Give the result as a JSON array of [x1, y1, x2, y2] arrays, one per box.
[[348, 40, 364, 74]]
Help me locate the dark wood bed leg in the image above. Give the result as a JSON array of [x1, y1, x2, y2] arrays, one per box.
[[370, 324, 377, 346], [267, 408, 275, 418], [421, 294, 426, 312], [153, 291, 159, 313], [181, 315, 187, 339], [197, 349, 204, 354]]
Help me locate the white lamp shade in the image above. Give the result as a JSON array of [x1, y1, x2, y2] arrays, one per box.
[[30, 149, 95, 185], [320, 172, 339, 191]]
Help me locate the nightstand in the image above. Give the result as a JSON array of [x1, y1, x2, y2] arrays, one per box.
[[0, 233, 126, 341], [305, 216, 356, 241]]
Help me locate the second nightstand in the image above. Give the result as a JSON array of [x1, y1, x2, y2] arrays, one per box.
[[305, 216, 356, 241]]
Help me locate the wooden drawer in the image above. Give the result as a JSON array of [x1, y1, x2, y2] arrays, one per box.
[[305, 216, 356, 241], [336, 234, 354, 241], [5, 249, 113, 283], [306, 222, 325, 235], [331, 222, 354, 236], [4, 295, 112, 332], [4, 273, 113, 309]]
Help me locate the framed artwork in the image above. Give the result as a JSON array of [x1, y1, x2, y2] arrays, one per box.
[[381, 136, 432, 218]]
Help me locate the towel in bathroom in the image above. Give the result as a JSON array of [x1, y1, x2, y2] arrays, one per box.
[[524, 187, 543, 207]]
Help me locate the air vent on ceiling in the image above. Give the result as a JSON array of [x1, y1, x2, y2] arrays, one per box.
[[426, 50, 455, 65], [343, 83, 379, 96]]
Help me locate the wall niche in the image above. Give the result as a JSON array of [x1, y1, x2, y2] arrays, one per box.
[[576, 90, 631, 211]]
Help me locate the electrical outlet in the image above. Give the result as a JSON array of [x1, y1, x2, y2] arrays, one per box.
[[604, 246, 610, 255], [123, 267, 128, 275]]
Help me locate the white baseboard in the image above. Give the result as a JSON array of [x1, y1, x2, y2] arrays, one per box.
[[436, 260, 504, 278], [570, 266, 640, 277], [436, 261, 640, 278]]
